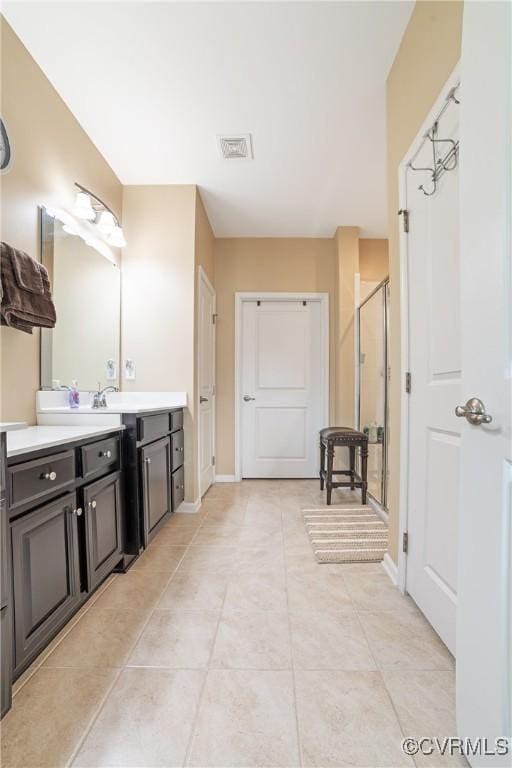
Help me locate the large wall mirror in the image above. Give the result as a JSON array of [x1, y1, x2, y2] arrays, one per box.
[[40, 208, 121, 391]]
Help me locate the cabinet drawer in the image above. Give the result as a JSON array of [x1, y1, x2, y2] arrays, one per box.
[[9, 450, 75, 513], [171, 430, 184, 471], [171, 466, 185, 511], [137, 414, 169, 445], [80, 437, 120, 481], [169, 409, 183, 434]]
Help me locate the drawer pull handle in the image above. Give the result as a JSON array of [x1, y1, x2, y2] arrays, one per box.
[[145, 457, 151, 465], [41, 471, 57, 481], [100, 449, 112, 459], [89, 500, 97, 509], [176, 446, 184, 453], [74, 507, 83, 517]]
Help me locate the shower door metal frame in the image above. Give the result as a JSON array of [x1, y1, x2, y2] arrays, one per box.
[[356, 277, 390, 509]]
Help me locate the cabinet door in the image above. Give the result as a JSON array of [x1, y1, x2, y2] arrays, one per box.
[[141, 438, 171, 545], [83, 472, 123, 592], [11, 494, 80, 674]]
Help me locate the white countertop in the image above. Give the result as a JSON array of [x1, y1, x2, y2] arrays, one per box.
[[6, 425, 125, 458], [0, 422, 27, 433], [36, 390, 187, 415]]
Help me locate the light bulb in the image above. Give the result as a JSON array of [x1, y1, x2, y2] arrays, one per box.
[[108, 226, 127, 248], [97, 210, 116, 235], [72, 192, 95, 221]]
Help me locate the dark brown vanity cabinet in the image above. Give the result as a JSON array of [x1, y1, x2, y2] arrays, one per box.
[[82, 472, 123, 592], [11, 493, 81, 675], [141, 437, 171, 544], [1, 432, 12, 718]]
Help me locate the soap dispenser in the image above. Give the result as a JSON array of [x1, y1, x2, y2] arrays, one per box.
[[69, 380, 80, 409]]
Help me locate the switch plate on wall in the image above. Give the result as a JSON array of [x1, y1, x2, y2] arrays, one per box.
[[124, 359, 136, 380]]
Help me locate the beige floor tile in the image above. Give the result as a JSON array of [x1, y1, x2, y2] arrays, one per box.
[[211, 610, 292, 670], [73, 668, 204, 767], [1, 668, 116, 768], [287, 573, 354, 614], [236, 545, 285, 574], [157, 571, 229, 611], [238, 524, 283, 550], [127, 609, 219, 668], [191, 525, 241, 546], [295, 670, 413, 767], [131, 544, 187, 573], [93, 570, 171, 613], [153, 524, 198, 546], [359, 610, 455, 671], [43, 607, 146, 669], [187, 670, 300, 767], [343, 572, 417, 612], [383, 671, 466, 767], [290, 611, 376, 670], [167, 512, 205, 526], [178, 544, 238, 573], [223, 570, 288, 612]]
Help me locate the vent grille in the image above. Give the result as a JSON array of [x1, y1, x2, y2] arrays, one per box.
[[218, 134, 253, 160]]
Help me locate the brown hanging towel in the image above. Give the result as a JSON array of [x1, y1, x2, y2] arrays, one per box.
[[0, 241, 56, 334]]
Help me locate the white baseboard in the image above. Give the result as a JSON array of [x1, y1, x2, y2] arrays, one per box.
[[367, 496, 389, 524], [382, 552, 398, 586], [176, 498, 201, 514], [215, 475, 236, 483]]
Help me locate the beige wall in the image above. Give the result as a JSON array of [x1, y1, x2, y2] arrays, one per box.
[[121, 185, 199, 501], [359, 239, 389, 282], [386, 0, 463, 562], [334, 227, 360, 428], [0, 18, 122, 424], [213, 238, 336, 476]]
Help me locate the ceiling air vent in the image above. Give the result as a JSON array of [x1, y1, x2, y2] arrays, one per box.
[[217, 134, 253, 160]]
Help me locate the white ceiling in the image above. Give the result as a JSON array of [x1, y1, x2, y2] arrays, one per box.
[[4, 1, 413, 237]]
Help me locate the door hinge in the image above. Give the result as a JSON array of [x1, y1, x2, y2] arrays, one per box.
[[403, 531, 409, 554], [212, 313, 218, 325], [405, 372, 412, 394], [398, 208, 409, 233], [212, 456, 216, 466]]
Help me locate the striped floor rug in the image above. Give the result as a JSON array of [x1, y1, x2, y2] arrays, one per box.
[[303, 506, 388, 564]]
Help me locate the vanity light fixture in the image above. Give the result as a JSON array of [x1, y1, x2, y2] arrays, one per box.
[[97, 210, 116, 235], [108, 225, 127, 248], [72, 191, 96, 221], [73, 182, 127, 248]]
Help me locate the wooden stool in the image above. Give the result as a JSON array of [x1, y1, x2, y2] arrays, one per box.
[[319, 427, 369, 505]]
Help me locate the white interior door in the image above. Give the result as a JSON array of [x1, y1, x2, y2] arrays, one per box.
[[405, 86, 460, 655], [240, 297, 326, 478], [456, 3, 511, 761], [198, 268, 215, 497]]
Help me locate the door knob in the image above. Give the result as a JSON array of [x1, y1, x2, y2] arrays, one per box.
[[243, 395, 256, 402], [455, 397, 493, 425], [200, 396, 208, 403]]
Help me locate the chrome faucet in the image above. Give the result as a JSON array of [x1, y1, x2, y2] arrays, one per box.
[[92, 385, 118, 409]]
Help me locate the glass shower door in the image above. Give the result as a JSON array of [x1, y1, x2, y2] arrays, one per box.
[[358, 281, 388, 506]]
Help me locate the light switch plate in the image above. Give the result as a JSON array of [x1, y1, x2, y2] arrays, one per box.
[[124, 359, 136, 380]]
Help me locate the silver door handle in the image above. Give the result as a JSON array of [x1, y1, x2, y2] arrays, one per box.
[[200, 396, 208, 403], [455, 397, 493, 425], [243, 395, 256, 402]]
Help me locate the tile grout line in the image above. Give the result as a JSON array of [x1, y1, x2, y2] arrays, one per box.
[[181, 497, 249, 768], [283, 496, 306, 768], [64, 506, 211, 767], [11, 572, 118, 698]]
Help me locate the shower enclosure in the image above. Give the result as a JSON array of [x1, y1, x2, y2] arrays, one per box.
[[357, 278, 389, 508]]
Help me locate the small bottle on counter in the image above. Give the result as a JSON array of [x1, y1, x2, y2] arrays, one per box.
[[69, 380, 80, 409]]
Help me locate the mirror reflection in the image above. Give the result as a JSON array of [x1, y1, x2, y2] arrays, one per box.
[[40, 208, 121, 391]]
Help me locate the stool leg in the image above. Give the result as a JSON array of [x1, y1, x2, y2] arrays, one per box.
[[320, 440, 325, 490], [326, 444, 334, 505], [349, 446, 355, 491], [361, 442, 368, 505]]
